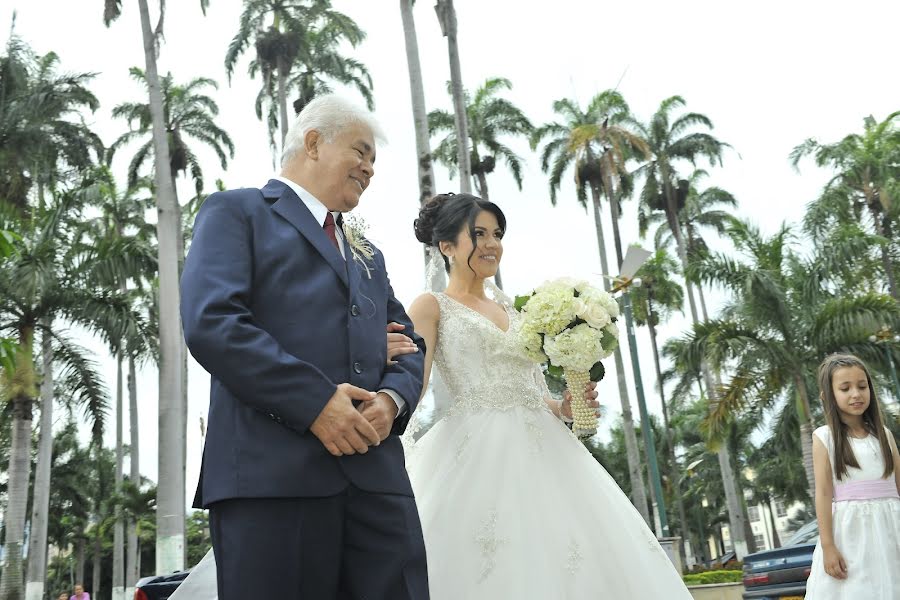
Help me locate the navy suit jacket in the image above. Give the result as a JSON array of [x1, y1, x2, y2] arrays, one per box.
[[181, 179, 426, 508]]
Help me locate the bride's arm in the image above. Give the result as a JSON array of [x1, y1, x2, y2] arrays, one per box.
[[407, 293, 440, 401]]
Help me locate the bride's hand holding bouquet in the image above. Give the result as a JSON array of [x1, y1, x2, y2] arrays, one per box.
[[515, 278, 619, 438]]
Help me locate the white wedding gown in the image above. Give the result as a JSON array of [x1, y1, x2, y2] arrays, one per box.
[[173, 288, 692, 599], [401, 291, 692, 599]]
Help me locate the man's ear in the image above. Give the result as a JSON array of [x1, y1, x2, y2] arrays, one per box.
[[304, 130, 321, 159]]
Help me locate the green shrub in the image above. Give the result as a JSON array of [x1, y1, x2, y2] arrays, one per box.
[[683, 569, 744, 585]]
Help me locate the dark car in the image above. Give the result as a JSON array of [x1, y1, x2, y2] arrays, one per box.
[[742, 520, 819, 599], [133, 570, 189, 600]]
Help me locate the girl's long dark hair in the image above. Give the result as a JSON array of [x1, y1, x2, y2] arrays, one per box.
[[817, 353, 894, 481]]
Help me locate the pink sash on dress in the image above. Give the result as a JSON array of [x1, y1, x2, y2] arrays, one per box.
[[833, 478, 900, 502]]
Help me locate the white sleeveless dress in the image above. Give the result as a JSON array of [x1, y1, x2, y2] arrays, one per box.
[[401, 292, 692, 599], [805, 425, 900, 599]]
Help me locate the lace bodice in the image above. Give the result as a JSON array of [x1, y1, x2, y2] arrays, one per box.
[[428, 292, 549, 415]]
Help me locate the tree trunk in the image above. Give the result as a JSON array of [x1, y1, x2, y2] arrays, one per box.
[[92, 528, 101, 600], [434, 0, 471, 192], [588, 185, 650, 524], [697, 280, 710, 322], [0, 326, 36, 600], [606, 177, 668, 535], [400, 0, 446, 299], [76, 538, 86, 586], [869, 203, 899, 299], [648, 306, 690, 556], [113, 353, 125, 600], [401, 0, 435, 208], [795, 374, 816, 495], [137, 0, 186, 574], [475, 171, 489, 200], [277, 55, 290, 148], [661, 170, 748, 558], [767, 499, 782, 549], [24, 325, 55, 600], [126, 357, 140, 593]]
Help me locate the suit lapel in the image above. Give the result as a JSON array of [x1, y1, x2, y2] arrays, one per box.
[[265, 179, 349, 288]]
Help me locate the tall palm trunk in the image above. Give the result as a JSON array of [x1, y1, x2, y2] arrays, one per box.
[[661, 172, 748, 558], [137, 0, 186, 573], [76, 538, 86, 585], [647, 300, 690, 554], [401, 0, 444, 295], [435, 0, 472, 192], [92, 524, 101, 600], [113, 353, 125, 600], [868, 203, 899, 299], [767, 499, 782, 549], [277, 55, 290, 147], [24, 325, 54, 600], [400, 0, 435, 209], [604, 176, 667, 533], [0, 326, 36, 600], [126, 357, 140, 594], [588, 185, 650, 524], [475, 171, 489, 200], [795, 374, 816, 494]]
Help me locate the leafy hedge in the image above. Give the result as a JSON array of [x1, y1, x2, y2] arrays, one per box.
[[683, 569, 744, 585]]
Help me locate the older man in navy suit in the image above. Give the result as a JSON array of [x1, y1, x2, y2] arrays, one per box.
[[181, 95, 428, 599]]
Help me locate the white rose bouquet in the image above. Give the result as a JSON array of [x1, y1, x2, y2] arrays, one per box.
[[514, 278, 620, 437]]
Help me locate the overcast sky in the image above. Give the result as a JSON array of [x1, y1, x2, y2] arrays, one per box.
[[3, 0, 899, 501]]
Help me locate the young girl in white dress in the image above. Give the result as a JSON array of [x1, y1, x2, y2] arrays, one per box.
[[404, 193, 693, 599], [805, 353, 900, 599]]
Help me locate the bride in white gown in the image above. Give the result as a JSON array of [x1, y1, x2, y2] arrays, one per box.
[[402, 192, 692, 599], [172, 192, 692, 599]]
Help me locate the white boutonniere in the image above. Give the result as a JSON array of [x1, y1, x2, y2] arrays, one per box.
[[343, 214, 375, 278]]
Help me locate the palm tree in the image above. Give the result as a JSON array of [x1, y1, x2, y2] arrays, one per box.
[[634, 96, 730, 329], [287, 24, 374, 116], [531, 93, 650, 525], [632, 95, 750, 556], [429, 76, 532, 289], [631, 248, 689, 552], [109, 69, 235, 202], [791, 112, 900, 299], [434, 0, 472, 192], [103, 0, 188, 572], [45, 420, 95, 593], [640, 169, 738, 328], [0, 34, 102, 212], [429, 77, 533, 201], [76, 170, 158, 600], [0, 189, 151, 600], [226, 0, 367, 146], [0, 36, 109, 600], [672, 218, 899, 494]]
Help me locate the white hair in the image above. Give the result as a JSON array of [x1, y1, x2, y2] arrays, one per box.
[[280, 94, 386, 168]]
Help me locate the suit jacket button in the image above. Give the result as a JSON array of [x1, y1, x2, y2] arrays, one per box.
[[353, 362, 363, 374], [350, 304, 360, 317]]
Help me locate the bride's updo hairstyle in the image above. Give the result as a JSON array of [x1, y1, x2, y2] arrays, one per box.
[[414, 193, 506, 273]]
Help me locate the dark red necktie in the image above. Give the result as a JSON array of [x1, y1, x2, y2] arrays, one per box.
[[323, 212, 340, 251]]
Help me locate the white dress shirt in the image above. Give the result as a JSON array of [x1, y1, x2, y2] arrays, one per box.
[[273, 177, 406, 418]]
